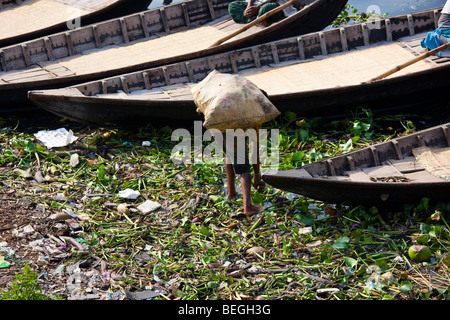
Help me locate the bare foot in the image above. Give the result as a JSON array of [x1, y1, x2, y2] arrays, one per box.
[[253, 179, 266, 191], [244, 204, 263, 216], [227, 191, 237, 201], [253, 172, 266, 190]]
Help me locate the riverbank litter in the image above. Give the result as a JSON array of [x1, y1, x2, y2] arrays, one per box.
[[0, 109, 449, 300]]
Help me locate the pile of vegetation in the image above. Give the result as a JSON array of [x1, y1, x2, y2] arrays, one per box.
[[0, 105, 449, 300]]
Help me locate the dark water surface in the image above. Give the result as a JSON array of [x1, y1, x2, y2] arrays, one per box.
[[347, 0, 446, 16]]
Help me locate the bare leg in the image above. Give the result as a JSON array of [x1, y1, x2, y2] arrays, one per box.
[[252, 164, 265, 191], [251, 125, 265, 191], [225, 157, 237, 201], [241, 172, 263, 216]]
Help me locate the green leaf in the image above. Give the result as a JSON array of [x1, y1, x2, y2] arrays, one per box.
[[285, 111, 297, 122], [199, 225, 211, 237], [400, 281, 412, 294], [24, 141, 36, 153], [415, 234, 429, 244], [292, 151, 304, 162], [375, 259, 388, 271], [320, 250, 331, 263], [252, 191, 264, 205], [208, 195, 220, 202], [97, 165, 105, 181], [332, 236, 350, 250], [298, 213, 314, 226], [340, 138, 353, 153], [350, 229, 362, 242], [344, 257, 357, 269], [299, 129, 309, 141], [361, 122, 371, 132], [35, 144, 46, 152]]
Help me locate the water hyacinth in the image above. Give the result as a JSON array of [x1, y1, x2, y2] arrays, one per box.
[[0, 104, 449, 300]]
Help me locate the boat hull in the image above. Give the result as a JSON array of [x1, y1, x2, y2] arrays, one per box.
[[262, 123, 450, 209], [0, 0, 150, 48], [2, 0, 348, 108], [262, 175, 450, 209], [28, 91, 201, 125], [28, 61, 450, 124]]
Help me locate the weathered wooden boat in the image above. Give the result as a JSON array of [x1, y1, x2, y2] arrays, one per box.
[[0, 0, 150, 48], [262, 123, 450, 209], [0, 0, 26, 11], [1, 0, 347, 108], [28, 6, 450, 124]]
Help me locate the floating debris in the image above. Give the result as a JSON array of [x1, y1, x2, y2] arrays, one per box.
[[118, 189, 141, 200], [34, 128, 78, 149], [137, 200, 161, 214]]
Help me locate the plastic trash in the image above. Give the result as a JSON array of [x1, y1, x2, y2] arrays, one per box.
[[365, 265, 382, 291], [34, 128, 78, 149], [70, 153, 80, 167], [52, 264, 66, 275], [118, 188, 141, 199], [126, 287, 167, 300], [0, 256, 11, 268], [0, 242, 15, 258], [142, 141, 151, 147], [137, 200, 161, 214], [22, 225, 35, 234]]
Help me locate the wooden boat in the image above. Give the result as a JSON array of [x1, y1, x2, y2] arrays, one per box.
[[28, 6, 450, 124], [262, 123, 450, 209], [1, 0, 27, 11], [1, 0, 347, 108], [0, 0, 150, 48]]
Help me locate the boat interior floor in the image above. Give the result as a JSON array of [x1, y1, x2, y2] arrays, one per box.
[[86, 32, 450, 100], [0, 15, 262, 85], [286, 146, 450, 183], [243, 33, 450, 95], [0, 0, 114, 42]]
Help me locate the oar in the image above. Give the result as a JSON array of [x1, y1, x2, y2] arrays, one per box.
[[367, 41, 450, 83], [209, 0, 324, 48]]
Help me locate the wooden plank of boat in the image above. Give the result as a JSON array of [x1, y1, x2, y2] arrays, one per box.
[[262, 123, 450, 209], [0, 0, 149, 47], [28, 6, 450, 124], [1, 0, 347, 105]]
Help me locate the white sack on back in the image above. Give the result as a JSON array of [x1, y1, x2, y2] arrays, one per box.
[[191, 70, 280, 131]]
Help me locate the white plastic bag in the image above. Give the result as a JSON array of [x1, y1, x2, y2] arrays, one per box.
[[34, 128, 78, 149]]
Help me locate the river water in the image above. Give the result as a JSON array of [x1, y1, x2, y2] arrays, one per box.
[[148, 0, 447, 16], [347, 0, 446, 16]]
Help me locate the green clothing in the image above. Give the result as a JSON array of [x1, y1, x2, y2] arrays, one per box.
[[228, 1, 285, 24]]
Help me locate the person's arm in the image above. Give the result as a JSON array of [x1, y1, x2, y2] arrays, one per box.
[[244, 0, 259, 18], [244, 0, 277, 18]]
